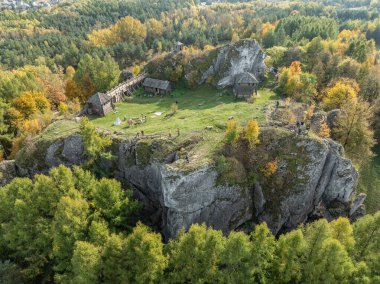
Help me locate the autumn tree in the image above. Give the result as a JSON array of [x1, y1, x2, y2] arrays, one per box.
[[245, 119, 260, 147], [11, 91, 50, 119], [146, 18, 164, 41], [331, 99, 375, 166], [322, 80, 359, 110], [319, 121, 331, 138], [88, 16, 147, 47], [11, 93, 37, 119], [65, 77, 88, 104], [278, 61, 317, 101], [225, 119, 239, 145]]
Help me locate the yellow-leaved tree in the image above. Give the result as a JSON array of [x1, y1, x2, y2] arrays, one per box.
[[322, 79, 359, 110], [88, 16, 147, 47], [245, 119, 260, 147], [11, 91, 50, 119], [332, 98, 375, 166], [225, 120, 239, 145]]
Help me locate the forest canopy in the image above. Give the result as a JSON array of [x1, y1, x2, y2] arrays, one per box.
[[0, 0, 379, 282]]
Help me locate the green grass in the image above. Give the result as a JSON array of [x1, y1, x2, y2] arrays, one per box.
[[88, 83, 278, 170], [90, 84, 278, 137], [38, 120, 80, 141]]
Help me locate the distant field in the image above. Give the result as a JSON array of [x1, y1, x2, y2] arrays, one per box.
[[90, 84, 278, 137]]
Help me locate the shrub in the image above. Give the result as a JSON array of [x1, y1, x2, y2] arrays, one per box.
[[264, 160, 278, 177], [225, 120, 239, 145], [245, 119, 260, 147], [58, 102, 69, 115], [319, 122, 331, 138], [21, 119, 42, 137], [216, 155, 230, 175]]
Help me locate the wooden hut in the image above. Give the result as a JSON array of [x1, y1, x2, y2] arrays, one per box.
[[174, 41, 184, 52], [143, 78, 172, 95], [233, 72, 259, 99], [85, 92, 113, 116]]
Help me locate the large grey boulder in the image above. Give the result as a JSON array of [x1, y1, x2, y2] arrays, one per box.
[[15, 133, 84, 177], [195, 39, 266, 88], [45, 134, 84, 168]]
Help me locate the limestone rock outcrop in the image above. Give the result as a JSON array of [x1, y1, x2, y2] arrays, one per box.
[[185, 39, 266, 89], [1, 124, 360, 239], [254, 129, 358, 234], [14, 133, 84, 177], [199, 40, 266, 88], [118, 147, 252, 238]]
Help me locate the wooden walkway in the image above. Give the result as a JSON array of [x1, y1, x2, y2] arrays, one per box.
[[107, 72, 147, 103]]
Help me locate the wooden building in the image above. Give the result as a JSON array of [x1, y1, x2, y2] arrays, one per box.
[[233, 72, 259, 99], [143, 78, 172, 95], [85, 92, 113, 116], [81, 73, 147, 117], [174, 41, 184, 52]]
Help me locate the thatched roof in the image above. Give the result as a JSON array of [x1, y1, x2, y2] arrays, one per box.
[[143, 78, 171, 90], [235, 72, 259, 84]]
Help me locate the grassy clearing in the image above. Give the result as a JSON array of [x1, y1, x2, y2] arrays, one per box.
[[38, 119, 80, 141], [88, 84, 278, 169], [90, 84, 278, 137]]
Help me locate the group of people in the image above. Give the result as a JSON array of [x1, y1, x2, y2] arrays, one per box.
[[292, 121, 309, 136], [124, 113, 147, 127]]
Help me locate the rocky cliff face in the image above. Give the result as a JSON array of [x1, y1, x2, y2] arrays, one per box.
[[253, 129, 359, 234], [0, 125, 362, 238], [184, 39, 266, 88], [199, 39, 266, 88]]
